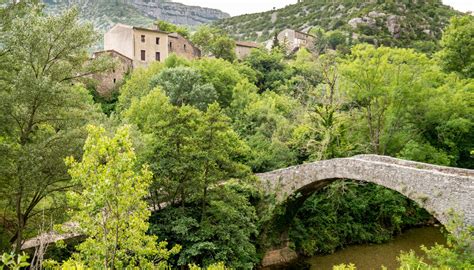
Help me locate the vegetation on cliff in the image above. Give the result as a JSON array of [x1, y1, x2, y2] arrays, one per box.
[[214, 0, 462, 53]]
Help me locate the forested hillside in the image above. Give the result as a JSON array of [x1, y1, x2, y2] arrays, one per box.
[[215, 0, 461, 50], [0, 1, 473, 269]]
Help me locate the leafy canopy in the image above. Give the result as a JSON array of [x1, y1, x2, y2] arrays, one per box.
[[65, 125, 180, 269]]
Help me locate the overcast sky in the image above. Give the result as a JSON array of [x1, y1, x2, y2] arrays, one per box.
[[175, 0, 472, 16]]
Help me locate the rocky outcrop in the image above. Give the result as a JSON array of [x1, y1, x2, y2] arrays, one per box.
[[387, 15, 403, 38], [260, 247, 298, 269], [125, 0, 229, 26], [348, 16, 376, 28]]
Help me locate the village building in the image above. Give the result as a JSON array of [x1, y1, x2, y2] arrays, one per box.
[[94, 24, 202, 96], [168, 32, 201, 60], [235, 41, 260, 60], [271, 29, 315, 52], [91, 50, 133, 97], [104, 23, 170, 67]]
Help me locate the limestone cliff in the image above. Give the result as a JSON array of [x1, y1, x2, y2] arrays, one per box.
[[127, 0, 230, 26], [43, 0, 229, 30]]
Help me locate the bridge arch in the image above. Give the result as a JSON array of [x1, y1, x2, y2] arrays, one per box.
[[257, 155, 474, 228]]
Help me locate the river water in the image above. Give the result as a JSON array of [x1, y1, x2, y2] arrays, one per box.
[[306, 226, 446, 270]]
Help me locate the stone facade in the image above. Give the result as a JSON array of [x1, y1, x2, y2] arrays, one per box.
[[168, 33, 201, 60], [98, 24, 202, 96], [257, 154, 474, 228], [92, 50, 133, 97], [104, 23, 170, 68], [235, 41, 260, 60], [276, 29, 315, 52]]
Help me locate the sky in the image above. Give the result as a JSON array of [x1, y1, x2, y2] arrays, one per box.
[[175, 0, 473, 16]]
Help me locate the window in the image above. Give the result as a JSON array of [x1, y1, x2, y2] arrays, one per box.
[[141, 35, 145, 42], [155, 52, 160, 61], [141, 50, 146, 61], [156, 37, 160, 45], [184, 44, 187, 51], [169, 42, 173, 49], [113, 78, 116, 84]]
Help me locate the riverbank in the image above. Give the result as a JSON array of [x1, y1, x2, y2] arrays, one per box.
[[261, 226, 446, 270]]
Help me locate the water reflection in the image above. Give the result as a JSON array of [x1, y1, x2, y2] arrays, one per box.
[[307, 226, 446, 270]]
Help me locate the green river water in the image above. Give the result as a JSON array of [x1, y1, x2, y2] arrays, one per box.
[[306, 226, 446, 270]]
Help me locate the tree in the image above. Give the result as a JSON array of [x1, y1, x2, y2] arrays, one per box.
[[326, 30, 346, 50], [291, 52, 351, 162], [150, 67, 218, 111], [65, 125, 180, 269], [212, 36, 237, 62], [244, 48, 292, 92], [0, 4, 111, 252], [191, 26, 215, 56], [124, 89, 258, 268], [193, 58, 246, 108], [229, 84, 301, 172], [341, 44, 433, 155], [438, 15, 474, 78], [195, 103, 250, 220], [116, 61, 163, 113], [124, 88, 202, 207], [155, 20, 190, 38], [191, 26, 236, 62], [308, 27, 328, 54]]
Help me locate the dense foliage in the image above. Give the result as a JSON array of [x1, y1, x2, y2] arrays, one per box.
[[289, 181, 432, 256], [0, 2, 111, 253], [62, 126, 180, 269], [0, 1, 473, 269]]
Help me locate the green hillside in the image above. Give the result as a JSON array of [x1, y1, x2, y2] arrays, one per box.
[[214, 0, 462, 48], [44, 1, 155, 31]]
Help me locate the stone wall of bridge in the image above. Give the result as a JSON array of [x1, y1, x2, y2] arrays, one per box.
[[257, 155, 474, 228]]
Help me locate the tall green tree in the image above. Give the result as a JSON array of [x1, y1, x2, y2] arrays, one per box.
[[65, 125, 180, 269], [0, 4, 110, 252], [438, 15, 474, 78], [150, 67, 217, 111], [341, 44, 433, 156], [123, 88, 257, 268], [244, 48, 292, 92], [191, 26, 237, 62]]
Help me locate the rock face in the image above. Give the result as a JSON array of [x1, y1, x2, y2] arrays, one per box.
[[43, 0, 229, 27], [127, 0, 230, 26], [387, 15, 403, 38]]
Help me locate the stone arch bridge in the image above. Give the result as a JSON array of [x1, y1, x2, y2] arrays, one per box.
[[21, 155, 474, 250], [257, 154, 474, 227]]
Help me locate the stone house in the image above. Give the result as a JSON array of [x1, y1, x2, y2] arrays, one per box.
[[235, 41, 260, 60], [91, 50, 133, 97], [276, 29, 315, 52], [168, 32, 201, 60], [104, 23, 170, 68], [96, 24, 202, 96]]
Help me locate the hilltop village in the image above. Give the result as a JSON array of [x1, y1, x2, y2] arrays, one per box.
[[93, 24, 315, 95]]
